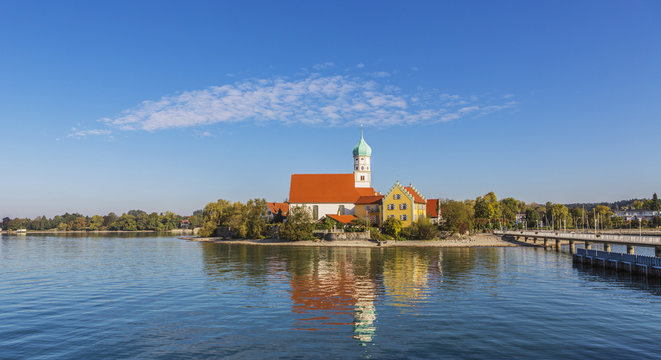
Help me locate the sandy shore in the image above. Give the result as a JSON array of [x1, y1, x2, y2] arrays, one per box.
[[181, 233, 520, 248]]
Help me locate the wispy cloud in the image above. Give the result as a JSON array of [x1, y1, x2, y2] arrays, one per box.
[[312, 62, 335, 70], [68, 128, 112, 138], [99, 73, 516, 132]]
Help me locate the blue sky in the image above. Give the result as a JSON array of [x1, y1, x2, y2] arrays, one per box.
[[1, 0, 660, 218]]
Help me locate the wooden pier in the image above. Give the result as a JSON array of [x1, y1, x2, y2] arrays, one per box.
[[573, 248, 661, 277], [495, 230, 661, 277]]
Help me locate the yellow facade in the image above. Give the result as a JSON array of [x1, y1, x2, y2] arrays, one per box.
[[382, 182, 427, 227], [355, 203, 382, 226]]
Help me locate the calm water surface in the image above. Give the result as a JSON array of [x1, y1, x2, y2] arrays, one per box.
[[2, 234, 661, 359]]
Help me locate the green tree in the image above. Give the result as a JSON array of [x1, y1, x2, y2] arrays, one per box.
[[382, 217, 403, 238], [474, 192, 500, 229], [89, 215, 104, 230], [441, 200, 474, 234], [280, 206, 315, 241]]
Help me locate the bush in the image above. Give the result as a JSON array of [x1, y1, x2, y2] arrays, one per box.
[[280, 206, 315, 241], [382, 217, 402, 238], [410, 217, 439, 240]]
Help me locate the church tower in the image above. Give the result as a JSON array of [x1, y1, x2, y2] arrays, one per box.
[[352, 131, 372, 188]]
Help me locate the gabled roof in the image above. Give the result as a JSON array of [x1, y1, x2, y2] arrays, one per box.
[[404, 186, 426, 204], [289, 174, 376, 203], [356, 195, 384, 205], [326, 214, 357, 224], [426, 199, 439, 218], [267, 202, 289, 216]]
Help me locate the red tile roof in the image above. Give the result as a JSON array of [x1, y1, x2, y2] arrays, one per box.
[[267, 202, 289, 216], [426, 199, 439, 218], [404, 186, 426, 204], [356, 195, 384, 205], [326, 214, 357, 224], [289, 174, 376, 203]]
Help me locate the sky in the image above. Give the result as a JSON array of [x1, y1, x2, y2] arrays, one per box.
[[1, 0, 660, 218]]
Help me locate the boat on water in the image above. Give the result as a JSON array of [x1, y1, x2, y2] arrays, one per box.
[[16, 229, 27, 235]]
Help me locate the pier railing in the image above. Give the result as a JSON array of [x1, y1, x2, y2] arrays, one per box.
[[497, 230, 661, 246]]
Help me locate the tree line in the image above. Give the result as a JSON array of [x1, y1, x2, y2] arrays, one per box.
[[1, 210, 203, 232], [440, 192, 661, 234]]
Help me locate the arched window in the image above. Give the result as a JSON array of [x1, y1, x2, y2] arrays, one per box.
[[361, 166, 364, 170]]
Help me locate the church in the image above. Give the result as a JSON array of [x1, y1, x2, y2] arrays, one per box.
[[288, 133, 379, 220], [287, 133, 440, 227]]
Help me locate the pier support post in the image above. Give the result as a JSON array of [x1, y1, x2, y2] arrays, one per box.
[[656, 246, 661, 258], [543, 239, 549, 249], [585, 242, 591, 250], [555, 239, 561, 252], [604, 243, 611, 252], [627, 245, 635, 255], [533, 237, 537, 244], [524, 237, 528, 242], [569, 240, 575, 254]]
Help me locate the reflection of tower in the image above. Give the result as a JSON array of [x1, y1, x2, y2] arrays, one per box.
[[352, 276, 377, 344], [353, 130, 372, 188], [288, 248, 378, 344]]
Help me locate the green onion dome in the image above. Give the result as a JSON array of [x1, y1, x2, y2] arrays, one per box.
[[352, 135, 372, 157]]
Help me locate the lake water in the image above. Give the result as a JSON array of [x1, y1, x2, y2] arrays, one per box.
[[2, 234, 661, 359]]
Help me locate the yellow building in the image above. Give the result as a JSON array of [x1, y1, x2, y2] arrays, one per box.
[[354, 195, 384, 227], [382, 181, 427, 227]]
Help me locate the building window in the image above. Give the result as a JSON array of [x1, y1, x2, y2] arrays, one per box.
[[400, 215, 407, 221], [365, 205, 370, 211], [393, 194, 401, 200], [400, 203, 408, 210], [355, 166, 358, 170], [361, 166, 364, 170], [355, 158, 359, 163], [388, 215, 395, 219], [387, 204, 395, 210], [374, 205, 379, 211], [312, 205, 318, 219], [338, 205, 345, 215], [360, 175, 365, 180]]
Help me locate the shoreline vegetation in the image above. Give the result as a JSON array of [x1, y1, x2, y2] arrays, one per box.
[[182, 233, 519, 248]]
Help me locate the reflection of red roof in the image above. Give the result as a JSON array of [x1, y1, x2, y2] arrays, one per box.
[[356, 195, 384, 205], [404, 186, 426, 204], [326, 214, 357, 224], [427, 199, 439, 218], [289, 174, 376, 203], [267, 202, 289, 216]]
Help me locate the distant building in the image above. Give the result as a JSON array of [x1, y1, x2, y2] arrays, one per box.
[[426, 199, 441, 224], [355, 195, 385, 226], [515, 213, 526, 224], [325, 214, 358, 226], [613, 210, 660, 221], [382, 182, 427, 227], [180, 218, 190, 229], [267, 202, 289, 218]]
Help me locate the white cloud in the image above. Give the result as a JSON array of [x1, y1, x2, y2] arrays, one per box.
[[99, 74, 516, 131], [68, 128, 111, 138], [370, 71, 391, 78], [356, 63, 365, 68], [312, 62, 335, 70]]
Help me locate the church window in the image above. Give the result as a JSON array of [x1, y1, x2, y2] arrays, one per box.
[[355, 166, 358, 170], [360, 166, 364, 170], [360, 175, 365, 180]]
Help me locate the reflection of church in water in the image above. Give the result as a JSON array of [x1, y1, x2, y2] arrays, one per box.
[[289, 248, 378, 343], [288, 247, 443, 344]]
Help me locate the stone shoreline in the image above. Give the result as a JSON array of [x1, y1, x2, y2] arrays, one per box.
[[181, 233, 520, 248]]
